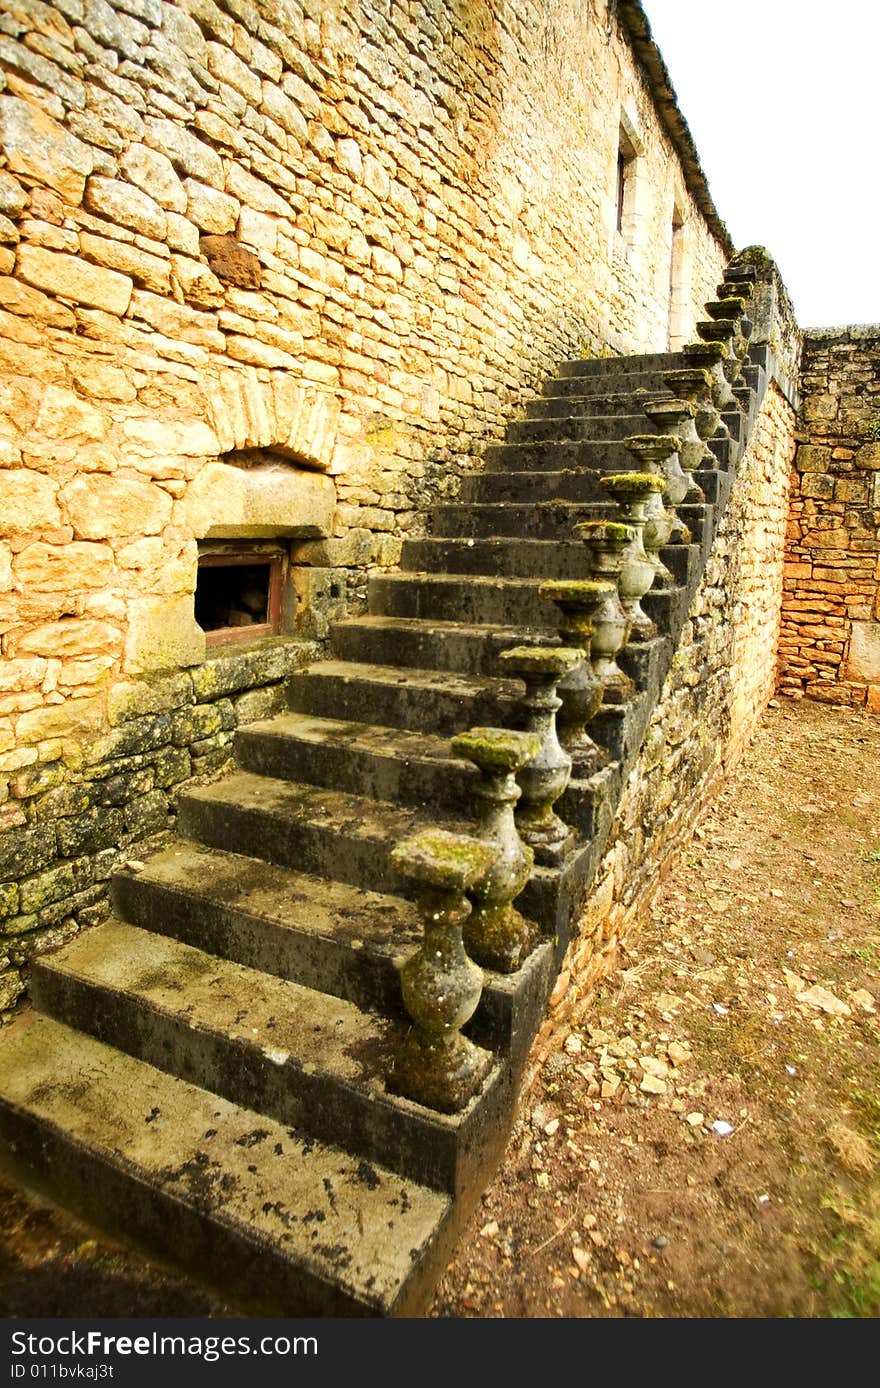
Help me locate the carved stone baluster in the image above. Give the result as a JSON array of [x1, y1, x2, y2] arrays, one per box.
[[570, 520, 636, 706], [624, 434, 687, 564], [600, 471, 666, 641], [538, 578, 614, 776], [497, 645, 582, 864], [663, 366, 719, 488], [681, 340, 734, 411], [642, 396, 703, 479], [389, 828, 496, 1113], [450, 727, 541, 974], [695, 313, 749, 388]]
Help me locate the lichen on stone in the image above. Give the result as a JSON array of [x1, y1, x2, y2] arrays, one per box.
[[389, 828, 496, 891], [602, 471, 666, 494], [451, 726, 542, 774], [498, 644, 583, 676]]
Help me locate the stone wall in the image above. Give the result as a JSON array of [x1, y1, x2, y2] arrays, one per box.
[[536, 370, 799, 1054], [777, 326, 880, 709], [0, 0, 731, 1003]]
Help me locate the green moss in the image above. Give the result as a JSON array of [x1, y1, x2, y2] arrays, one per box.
[[539, 578, 615, 604], [707, 296, 747, 320], [571, 520, 633, 547], [390, 828, 496, 891], [451, 726, 542, 774], [498, 644, 583, 676], [603, 471, 666, 494], [683, 340, 728, 360]]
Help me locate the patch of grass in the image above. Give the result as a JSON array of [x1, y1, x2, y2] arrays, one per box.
[[851, 1089, 880, 1144], [863, 849, 880, 863], [815, 1190, 880, 1317]]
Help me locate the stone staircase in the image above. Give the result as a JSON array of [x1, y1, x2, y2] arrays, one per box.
[[0, 271, 769, 1315]]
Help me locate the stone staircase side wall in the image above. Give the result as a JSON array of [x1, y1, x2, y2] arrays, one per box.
[[532, 375, 799, 1064], [778, 326, 880, 710]]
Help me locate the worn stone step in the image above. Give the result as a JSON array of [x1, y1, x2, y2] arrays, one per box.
[[236, 713, 476, 810], [31, 920, 508, 1199], [111, 840, 552, 1055], [287, 659, 522, 735], [483, 438, 653, 473], [542, 369, 687, 399], [533, 387, 658, 415], [112, 840, 423, 1016], [330, 615, 556, 676], [369, 571, 561, 626], [556, 352, 683, 377], [460, 468, 612, 505], [399, 537, 597, 580], [178, 770, 471, 895], [0, 1015, 451, 1316], [427, 500, 615, 540], [505, 412, 662, 445]]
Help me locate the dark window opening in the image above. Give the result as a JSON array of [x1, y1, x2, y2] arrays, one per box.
[[195, 550, 284, 643], [616, 149, 627, 234]]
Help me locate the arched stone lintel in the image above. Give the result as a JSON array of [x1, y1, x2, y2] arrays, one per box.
[[203, 367, 342, 474]]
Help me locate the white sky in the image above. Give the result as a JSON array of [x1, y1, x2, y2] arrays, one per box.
[[639, 0, 880, 328]]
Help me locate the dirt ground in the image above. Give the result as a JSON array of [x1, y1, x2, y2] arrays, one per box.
[[0, 696, 878, 1319]]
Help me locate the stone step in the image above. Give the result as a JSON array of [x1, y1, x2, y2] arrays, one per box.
[[460, 469, 612, 505], [534, 386, 658, 415], [483, 438, 651, 472], [427, 500, 615, 540], [112, 840, 423, 1016], [556, 352, 683, 377], [542, 369, 689, 399], [0, 1015, 451, 1316], [30, 919, 507, 1199], [505, 412, 662, 445], [330, 615, 557, 676], [287, 659, 522, 735], [236, 712, 476, 810], [399, 537, 597, 580], [111, 841, 558, 1061], [178, 770, 469, 896], [368, 571, 562, 626]]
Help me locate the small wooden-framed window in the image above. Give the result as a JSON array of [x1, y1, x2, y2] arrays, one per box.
[[195, 545, 285, 644]]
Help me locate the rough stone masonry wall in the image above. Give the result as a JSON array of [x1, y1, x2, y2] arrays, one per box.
[[777, 326, 880, 710], [0, 0, 729, 1009], [536, 374, 798, 1056]]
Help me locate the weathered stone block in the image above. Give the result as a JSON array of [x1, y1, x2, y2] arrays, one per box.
[[120, 142, 187, 212], [846, 620, 880, 683], [181, 461, 335, 539], [78, 232, 171, 295], [185, 181, 239, 234], [123, 789, 169, 836], [84, 175, 167, 239], [170, 702, 223, 745], [9, 761, 65, 799], [99, 711, 174, 759], [0, 470, 61, 533], [200, 234, 261, 287], [56, 806, 124, 857], [62, 474, 173, 538], [0, 970, 24, 1010], [19, 861, 78, 913], [124, 595, 206, 675], [13, 541, 114, 591], [16, 244, 132, 313], [88, 767, 154, 806], [151, 746, 191, 787], [0, 883, 20, 919], [0, 95, 93, 202]]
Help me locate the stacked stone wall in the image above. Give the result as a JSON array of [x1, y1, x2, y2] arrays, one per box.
[[536, 377, 798, 1052], [0, 0, 730, 998], [778, 326, 880, 709]]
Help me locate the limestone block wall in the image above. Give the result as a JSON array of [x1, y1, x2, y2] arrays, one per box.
[[0, 0, 731, 1001], [537, 372, 798, 1046], [777, 326, 880, 709]]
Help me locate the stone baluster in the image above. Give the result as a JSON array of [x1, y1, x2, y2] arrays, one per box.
[[600, 471, 666, 641], [569, 520, 636, 706], [681, 340, 734, 411], [538, 578, 614, 777], [450, 726, 541, 974], [497, 645, 582, 864], [642, 396, 703, 482], [624, 433, 687, 561], [388, 828, 496, 1113], [663, 366, 719, 484], [695, 314, 749, 389]]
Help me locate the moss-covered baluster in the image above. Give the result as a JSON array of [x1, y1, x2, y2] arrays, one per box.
[[642, 396, 703, 478], [570, 520, 636, 706], [450, 727, 541, 973], [601, 471, 666, 641], [624, 434, 687, 562], [388, 828, 496, 1113], [538, 578, 614, 776], [695, 314, 749, 390], [681, 340, 734, 411], [497, 645, 582, 865], [663, 366, 719, 488]]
